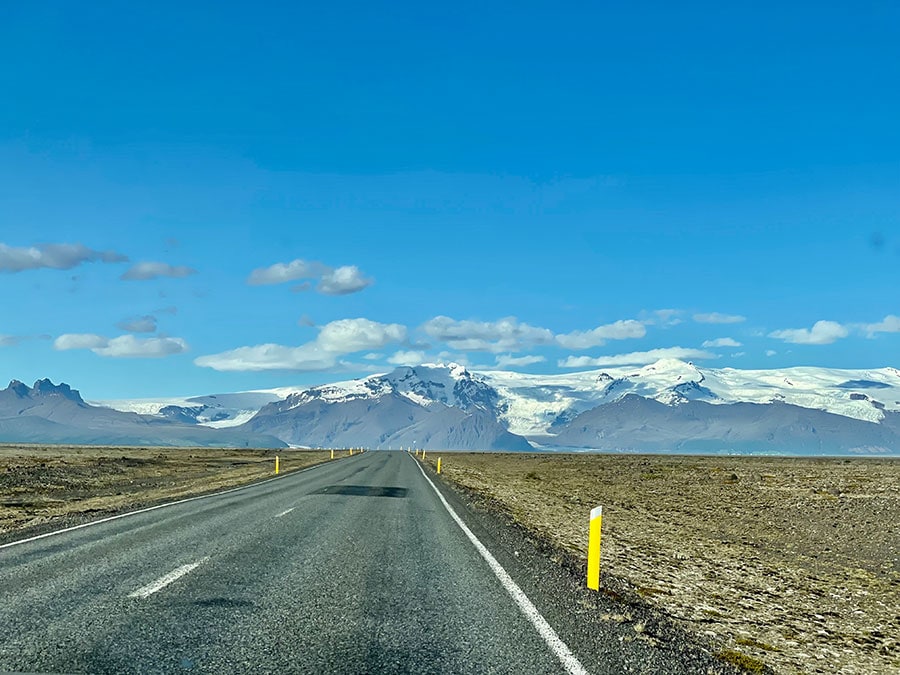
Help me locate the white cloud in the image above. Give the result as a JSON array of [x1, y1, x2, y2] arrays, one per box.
[[693, 312, 746, 324], [556, 319, 646, 349], [247, 258, 373, 295], [558, 347, 716, 368], [94, 336, 188, 358], [54, 333, 109, 350], [701, 337, 742, 348], [194, 343, 335, 372], [248, 259, 327, 285], [121, 261, 196, 281], [495, 354, 546, 368], [0, 242, 127, 273], [863, 315, 900, 337], [317, 265, 373, 295], [54, 333, 187, 357], [387, 350, 427, 365], [317, 318, 407, 353], [768, 320, 848, 345], [195, 318, 407, 372], [422, 316, 555, 353], [116, 315, 158, 333], [766, 349, 777, 357]]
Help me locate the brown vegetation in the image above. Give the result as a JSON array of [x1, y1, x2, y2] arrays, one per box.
[[0, 445, 335, 538], [423, 452, 900, 675]]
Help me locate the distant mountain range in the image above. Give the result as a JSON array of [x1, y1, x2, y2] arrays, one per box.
[[3, 359, 899, 454], [0, 379, 285, 448]]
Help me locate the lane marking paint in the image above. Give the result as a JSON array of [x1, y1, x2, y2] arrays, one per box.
[[128, 557, 210, 599], [0, 452, 367, 552], [413, 459, 590, 675], [276, 507, 295, 518]]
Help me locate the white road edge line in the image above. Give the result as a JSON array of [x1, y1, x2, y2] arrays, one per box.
[[412, 459, 590, 675], [128, 557, 210, 599], [0, 454, 357, 552], [276, 507, 295, 518]]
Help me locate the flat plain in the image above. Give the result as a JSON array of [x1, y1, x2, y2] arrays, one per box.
[[3, 445, 897, 673], [422, 452, 900, 674], [0, 445, 333, 541]]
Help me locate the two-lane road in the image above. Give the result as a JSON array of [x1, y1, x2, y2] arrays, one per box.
[[0, 451, 588, 674]]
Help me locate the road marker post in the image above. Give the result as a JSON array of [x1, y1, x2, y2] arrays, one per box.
[[275, 456, 280, 475], [587, 505, 602, 590], [437, 457, 442, 474], [350, 448, 353, 456], [331, 449, 334, 460], [422, 449, 426, 460]]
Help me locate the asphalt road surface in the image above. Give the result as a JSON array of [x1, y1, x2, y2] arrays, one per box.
[[0, 450, 594, 674], [0, 451, 733, 674]]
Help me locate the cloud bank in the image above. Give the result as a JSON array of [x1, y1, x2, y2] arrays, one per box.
[[558, 347, 715, 368], [195, 318, 406, 371], [0, 243, 127, 273], [54, 333, 188, 357]]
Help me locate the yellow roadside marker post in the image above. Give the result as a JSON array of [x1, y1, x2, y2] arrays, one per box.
[[587, 506, 602, 590], [275, 456, 280, 475], [331, 449, 334, 460], [437, 457, 442, 474], [422, 450, 426, 460], [350, 448, 353, 456]]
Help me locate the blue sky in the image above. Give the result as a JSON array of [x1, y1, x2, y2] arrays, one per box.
[[1, 1, 898, 398]]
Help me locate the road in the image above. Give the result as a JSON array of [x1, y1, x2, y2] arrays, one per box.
[[0, 450, 593, 674]]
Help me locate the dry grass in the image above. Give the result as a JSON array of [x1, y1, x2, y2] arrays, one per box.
[[423, 452, 900, 675], [0, 444, 339, 537]]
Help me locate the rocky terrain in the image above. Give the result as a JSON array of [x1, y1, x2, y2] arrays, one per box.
[[423, 452, 900, 674]]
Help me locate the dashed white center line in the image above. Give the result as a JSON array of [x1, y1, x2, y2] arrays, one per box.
[[276, 507, 295, 518], [128, 557, 210, 599]]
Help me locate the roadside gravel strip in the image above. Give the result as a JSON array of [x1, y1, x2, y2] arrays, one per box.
[[0, 451, 746, 673]]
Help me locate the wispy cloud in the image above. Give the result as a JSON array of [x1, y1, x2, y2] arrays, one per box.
[[54, 333, 188, 357], [556, 319, 646, 349], [702, 337, 742, 348], [116, 315, 158, 333], [0, 242, 127, 273], [121, 262, 196, 281], [693, 312, 746, 324], [248, 259, 373, 295], [422, 316, 554, 353], [862, 314, 900, 337], [195, 318, 406, 371], [0, 334, 51, 347], [558, 346, 716, 368], [769, 320, 848, 345], [640, 309, 683, 327], [495, 354, 546, 368]]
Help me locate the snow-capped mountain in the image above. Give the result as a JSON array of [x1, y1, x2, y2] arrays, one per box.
[[479, 359, 900, 437], [238, 365, 528, 450], [90, 359, 900, 454], [0, 379, 286, 448], [93, 389, 295, 428]]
